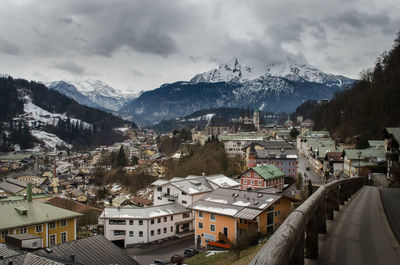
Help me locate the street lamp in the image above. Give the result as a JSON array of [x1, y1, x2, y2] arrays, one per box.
[[357, 151, 362, 177]]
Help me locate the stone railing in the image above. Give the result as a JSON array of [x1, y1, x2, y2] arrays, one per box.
[[250, 177, 364, 265]]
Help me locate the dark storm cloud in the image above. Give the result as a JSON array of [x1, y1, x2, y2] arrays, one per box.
[[53, 61, 85, 75], [0, 37, 20, 55]]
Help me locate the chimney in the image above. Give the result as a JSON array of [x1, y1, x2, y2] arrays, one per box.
[[26, 183, 32, 202]]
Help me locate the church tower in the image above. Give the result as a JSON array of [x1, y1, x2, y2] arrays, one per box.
[[248, 142, 257, 168], [253, 109, 260, 130]]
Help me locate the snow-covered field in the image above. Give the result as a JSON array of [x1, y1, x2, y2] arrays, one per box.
[[31, 130, 72, 149]]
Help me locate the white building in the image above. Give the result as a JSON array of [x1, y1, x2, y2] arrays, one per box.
[[150, 174, 241, 207], [100, 203, 192, 247]]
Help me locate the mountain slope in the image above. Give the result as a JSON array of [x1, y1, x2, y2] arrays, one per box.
[[48, 80, 142, 111], [120, 59, 355, 124], [0, 77, 134, 151]]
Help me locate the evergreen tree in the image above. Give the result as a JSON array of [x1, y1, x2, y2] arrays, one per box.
[[117, 145, 127, 167]]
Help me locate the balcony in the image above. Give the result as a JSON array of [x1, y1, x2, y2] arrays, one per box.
[[161, 192, 178, 199]]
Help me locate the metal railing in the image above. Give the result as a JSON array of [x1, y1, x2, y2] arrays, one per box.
[[250, 177, 364, 265]]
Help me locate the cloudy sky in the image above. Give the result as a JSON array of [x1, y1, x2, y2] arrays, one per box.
[[0, 0, 399, 93]]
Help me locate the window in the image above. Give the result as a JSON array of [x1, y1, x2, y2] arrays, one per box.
[[258, 180, 261, 185], [1, 231, 8, 239], [109, 220, 126, 225], [19, 227, 27, 234], [157, 218, 161, 223], [163, 217, 167, 222], [183, 213, 190, 218], [157, 229, 161, 235], [139, 231, 143, 237], [243, 179, 247, 184], [151, 230, 154, 236], [198, 211, 203, 218], [251, 180, 254, 185], [49, 221, 56, 229], [182, 200, 187, 204], [170, 216, 173, 221], [182, 191, 187, 195], [170, 226, 173, 232], [151, 219, 154, 225], [210, 224, 215, 232], [198, 222, 203, 229], [157, 187, 162, 192], [61, 219, 67, 227], [61, 232, 67, 243], [129, 220, 134, 225], [139, 220, 143, 225], [157, 197, 162, 200], [210, 214, 216, 221], [49, 234, 56, 246], [163, 227, 167, 233], [129, 231, 134, 237], [32, 242, 38, 247], [36, 225, 42, 233], [113, 230, 125, 236]]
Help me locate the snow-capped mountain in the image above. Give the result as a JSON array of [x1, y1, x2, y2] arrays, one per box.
[[48, 80, 142, 111], [191, 58, 353, 87], [120, 58, 356, 124]]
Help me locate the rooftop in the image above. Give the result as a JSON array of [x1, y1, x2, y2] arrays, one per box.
[[100, 203, 189, 220], [251, 165, 285, 180], [0, 201, 82, 230], [188, 188, 292, 220]]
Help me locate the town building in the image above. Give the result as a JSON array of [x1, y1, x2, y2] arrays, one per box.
[[239, 165, 285, 190], [384, 128, 400, 182], [150, 174, 240, 207], [343, 146, 386, 177], [188, 188, 298, 248], [0, 178, 43, 195], [100, 203, 192, 247], [0, 185, 81, 247]]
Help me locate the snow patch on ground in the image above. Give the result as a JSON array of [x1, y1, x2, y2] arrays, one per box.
[[31, 130, 72, 149], [205, 250, 227, 257]]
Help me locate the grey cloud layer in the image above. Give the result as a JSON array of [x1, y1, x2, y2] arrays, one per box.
[[0, 0, 399, 91]]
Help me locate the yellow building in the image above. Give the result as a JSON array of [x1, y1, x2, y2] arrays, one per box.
[[0, 187, 81, 247], [189, 188, 297, 248]]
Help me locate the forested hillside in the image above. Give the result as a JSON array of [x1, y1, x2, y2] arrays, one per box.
[[313, 32, 400, 147], [0, 77, 135, 151]]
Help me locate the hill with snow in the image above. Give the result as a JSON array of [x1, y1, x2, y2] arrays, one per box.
[[120, 58, 356, 123]]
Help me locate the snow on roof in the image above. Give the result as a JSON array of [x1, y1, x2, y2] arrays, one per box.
[[192, 204, 238, 217], [150, 179, 169, 186], [205, 197, 228, 204], [100, 203, 188, 219], [205, 174, 240, 187], [232, 201, 251, 207]]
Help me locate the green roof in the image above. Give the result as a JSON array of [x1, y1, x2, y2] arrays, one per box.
[[252, 165, 285, 180], [0, 201, 82, 230], [368, 140, 385, 147], [0, 193, 50, 203], [386, 127, 400, 144], [344, 147, 386, 161]]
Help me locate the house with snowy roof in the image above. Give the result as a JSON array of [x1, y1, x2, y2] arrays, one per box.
[[150, 174, 240, 207], [188, 188, 298, 248], [99, 203, 192, 247]]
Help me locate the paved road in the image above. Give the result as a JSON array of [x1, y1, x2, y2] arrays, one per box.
[[380, 187, 400, 244], [297, 153, 321, 183], [129, 237, 194, 265], [314, 186, 400, 265]]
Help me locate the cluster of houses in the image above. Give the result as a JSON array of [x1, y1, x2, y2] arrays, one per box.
[[296, 129, 398, 180]]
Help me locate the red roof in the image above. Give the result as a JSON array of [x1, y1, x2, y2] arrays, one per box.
[[47, 197, 102, 214]]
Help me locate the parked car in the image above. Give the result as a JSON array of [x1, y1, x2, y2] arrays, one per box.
[[170, 254, 183, 264], [153, 258, 170, 265], [184, 248, 198, 258]]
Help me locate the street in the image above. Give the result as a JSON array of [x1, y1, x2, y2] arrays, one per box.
[[297, 153, 321, 184], [127, 237, 194, 265]]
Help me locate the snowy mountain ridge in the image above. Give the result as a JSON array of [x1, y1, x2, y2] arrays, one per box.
[[190, 58, 353, 88], [47, 80, 143, 111]]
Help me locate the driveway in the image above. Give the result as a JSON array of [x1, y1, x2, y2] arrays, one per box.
[[128, 237, 194, 265]]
